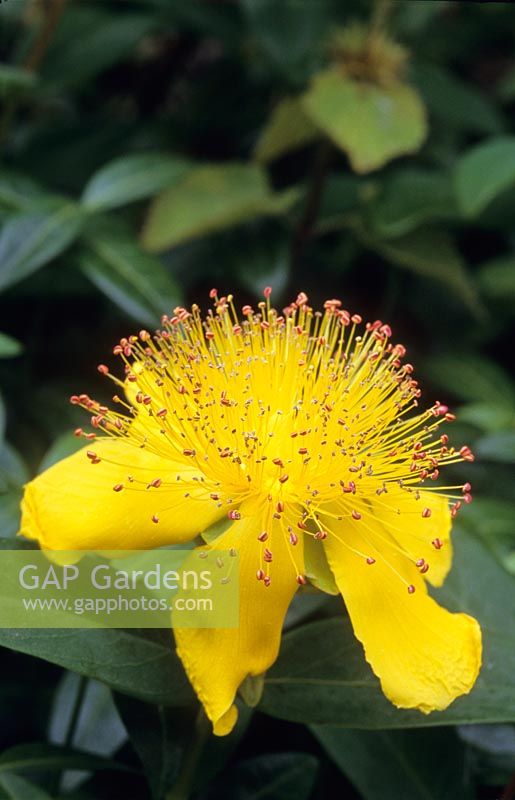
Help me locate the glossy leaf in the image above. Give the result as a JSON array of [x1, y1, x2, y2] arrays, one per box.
[[0, 629, 193, 707], [203, 752, 319, 800], [0, 205, 83, 292], [0, 333, 22, 359], [0, 773, 52, 800], [0, 743, 133, 775], [313, 727, 471, 800], [422, 354, 515, 407], [455, 137, 515, 217], [81, 154, 191, 212], [475, 432, 515, 463], [79, 228, 181, 325], [254, 97, 319, 162], [302, 71, 427, 173], [478, 256, 515, 300], [141, 163, 299, 252], [370, 168, 457, 237]]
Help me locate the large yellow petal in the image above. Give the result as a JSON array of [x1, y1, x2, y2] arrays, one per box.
[[175, 497, 303, 735], [323, 514, 482, 714], [20, 438, 225, 552], [371, 489, 452, 586]]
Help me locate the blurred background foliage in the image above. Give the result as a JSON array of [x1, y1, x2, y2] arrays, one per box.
[[1, 0, 515, 798]]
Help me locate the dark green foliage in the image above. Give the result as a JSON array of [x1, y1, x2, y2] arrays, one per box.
[[1, 1, 515, 798]]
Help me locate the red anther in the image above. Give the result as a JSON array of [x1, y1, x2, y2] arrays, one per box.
[[348, 481, 356, 494], [297, 520, 306, 530], [445, 412, 456, 421], [296, 574, 307, 585], [183, 448, 196, 456], [380, 324, 392, 337], [151, 515, 159, 524], [74, 428, 83, 437], [422, 507, 432, 518], [85, 433, 97, 440], [242, 305, 253, 315], [148, 478, 162, 489], [257, 531, 268, 542], [86, 450, 97, 460], [264, 576, 271, 587], [272, 458, 283, 467], [463, 493, 473, 504], [256, 569, 265, 581], [462, 482, 471, 493], [123, 345, 132, 357], [413, 442, 423, 451], [460, 445, 475, 462], [419, 469, 429, 480], [415, 558, 425, 567], [279, 474, 289, 484], [70, 395, 80, 405], [430, 469, 439, 480], [290, 432, 298, 438], [127, 374, 137, 382], [440, 434, 449, 444], [351, 510, 362, 520], [205, 331, 215, 340], [419, 563, 429, 574], [135, 391, 144, 403], [90, 456, 101, 464], [143, 395, 152, 405], [227, 510, 241, 521], [113, 484, 124, 492], [97, 364, 109, 375], [366, 557, 376, 565], [407, 584, 416, 594], [338, 418, 346, 426], [233, 325, 242, 335], [296, 292, 308, 306], [434, 404, 449, 416], [139, 330, 150, 341], [276, 501, 284, 513], [289, 532, 299, 546], [314, 530, 327, 540], [432, 538, 443, 550], [298, 447, 308, 455], [351, 314, 362, 324], [209, 288, 218, 298], [263, 548, 273, 563], [156, 408, 168, 418], [264, 286, 272, 298]]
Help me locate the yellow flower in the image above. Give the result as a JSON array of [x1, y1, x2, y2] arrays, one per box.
[[19, 290, 482, 735]]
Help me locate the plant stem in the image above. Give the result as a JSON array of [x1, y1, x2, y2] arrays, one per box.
[[64, 674, 88, 748], [290, 140, 333, 272], [165, 708, 210, 800]]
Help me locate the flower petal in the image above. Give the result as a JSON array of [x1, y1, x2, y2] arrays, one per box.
[[371, 489, 452, 586], [20, 438, 224, 552], [323, 515, 482, 713], [175, 497, 303, 735]]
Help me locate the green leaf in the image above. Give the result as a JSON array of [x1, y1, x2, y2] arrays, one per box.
[[413, 63, 504, 136], [302, 71, 427, 173], [0, 773, 52, 800], [478, 256, 515, 300], [422, 354, 515, 407], [254, 97, 319, 162], [458, 403, 515, 432], [315, 175, 363, 234], [313, 727, 471, 800], [0, 204, 83, 292], [141, 163, 299, 252], [0, 333, 22, 359], [41, 9, 156, 89], [455, 137, 515, 217], [79, 227, 181, 326], [81, 154, 191, 213], [0, 743, 133, 775], [0, 629, 193, 707], [0, 172, 44, 213], [0, 65, 36, 98], [205, 752, 319, 800], [361, 227, 481, 315], [261, 534, 515, 727], [475, 432, 515, 463], [369, 168, 458, 238], [304, 535, 339, 595]]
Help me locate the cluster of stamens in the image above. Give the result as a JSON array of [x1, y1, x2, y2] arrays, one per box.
[[70, 289, 474, 595]]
